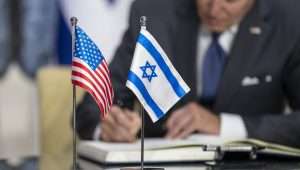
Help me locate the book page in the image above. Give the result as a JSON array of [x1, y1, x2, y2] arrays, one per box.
[[80, 134, 229, 152]]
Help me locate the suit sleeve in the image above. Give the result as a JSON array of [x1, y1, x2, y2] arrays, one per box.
[[75, 1, 140, 140], [75, 93, 100, 140], [242, 39, 300, 148]]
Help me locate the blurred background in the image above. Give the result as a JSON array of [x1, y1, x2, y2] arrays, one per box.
[[0, 0, 133, 169]]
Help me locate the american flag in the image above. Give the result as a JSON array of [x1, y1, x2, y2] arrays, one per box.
[[72, 26, 113, 117]]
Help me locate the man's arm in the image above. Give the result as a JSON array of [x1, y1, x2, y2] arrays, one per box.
[[243, 113, 300, 147], [243, 40, 300, 148], [165, 102, 247, 140], [76, 94, 141, 142], [76, 93, 100, 140]]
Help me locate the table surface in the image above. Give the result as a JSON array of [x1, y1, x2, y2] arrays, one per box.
[[79, 160, 300, 170]]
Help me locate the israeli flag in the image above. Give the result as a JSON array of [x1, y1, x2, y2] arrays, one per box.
[[126, 29, 190, 122]]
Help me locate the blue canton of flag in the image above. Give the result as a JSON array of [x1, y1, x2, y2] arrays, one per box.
[[72, 26, 113, 117], [126, 29, 190, 122]]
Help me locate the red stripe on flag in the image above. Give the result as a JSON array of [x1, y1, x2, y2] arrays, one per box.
[[102, 61, 114, 103], [72, 61, 112, 111], [73, 60, 111, 101], [71, 58, 113, 115], [95, 65, 113, 105], [72, 71, 108, 113], [72, 79, 106, 117], [102, 61, 114, 96]]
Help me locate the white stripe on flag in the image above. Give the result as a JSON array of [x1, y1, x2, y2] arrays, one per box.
[[140, 29, 190, 93]]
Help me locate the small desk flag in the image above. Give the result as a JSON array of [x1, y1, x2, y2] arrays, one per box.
[[126, 29, 190, 122], [72, 26, 114, 117]]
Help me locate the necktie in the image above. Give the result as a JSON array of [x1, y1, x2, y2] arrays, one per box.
[[201, 33, 226, 103]]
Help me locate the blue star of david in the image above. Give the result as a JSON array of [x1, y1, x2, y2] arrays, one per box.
[[140, 61, 157, 82]]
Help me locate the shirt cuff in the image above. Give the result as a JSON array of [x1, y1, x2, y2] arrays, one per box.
[[220, 113, 248, 140], [92, 124, 101, 141]]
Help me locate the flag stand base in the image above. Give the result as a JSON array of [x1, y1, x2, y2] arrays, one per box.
[[120, 168, 164, 170]]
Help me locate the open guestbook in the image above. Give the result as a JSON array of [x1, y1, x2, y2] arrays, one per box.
[[78, 135, 300, 166]]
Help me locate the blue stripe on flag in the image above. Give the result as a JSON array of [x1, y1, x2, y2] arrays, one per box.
[[138, 34, 186, 98], [128, 71, 164, 119]]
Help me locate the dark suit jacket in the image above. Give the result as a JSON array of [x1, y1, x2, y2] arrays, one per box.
[[76, 0, 300, 147]]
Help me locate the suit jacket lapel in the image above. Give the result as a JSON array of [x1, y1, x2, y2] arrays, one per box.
[[215, 1, 272, 112]]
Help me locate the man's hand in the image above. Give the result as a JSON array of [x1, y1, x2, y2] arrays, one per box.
[[165, 102, 220, 139], [100, 105, 141, 142]]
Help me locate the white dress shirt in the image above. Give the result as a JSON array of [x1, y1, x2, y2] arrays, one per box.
[[197, 25, 248, 140]]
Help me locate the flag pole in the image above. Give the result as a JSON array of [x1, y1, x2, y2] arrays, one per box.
[[140, 16, 147, 170], [71, 16, 79, 170], [138, 16, 164, 170]]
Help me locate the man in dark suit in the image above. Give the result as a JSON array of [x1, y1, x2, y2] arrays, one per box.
[[76, 0, 300, 147]]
